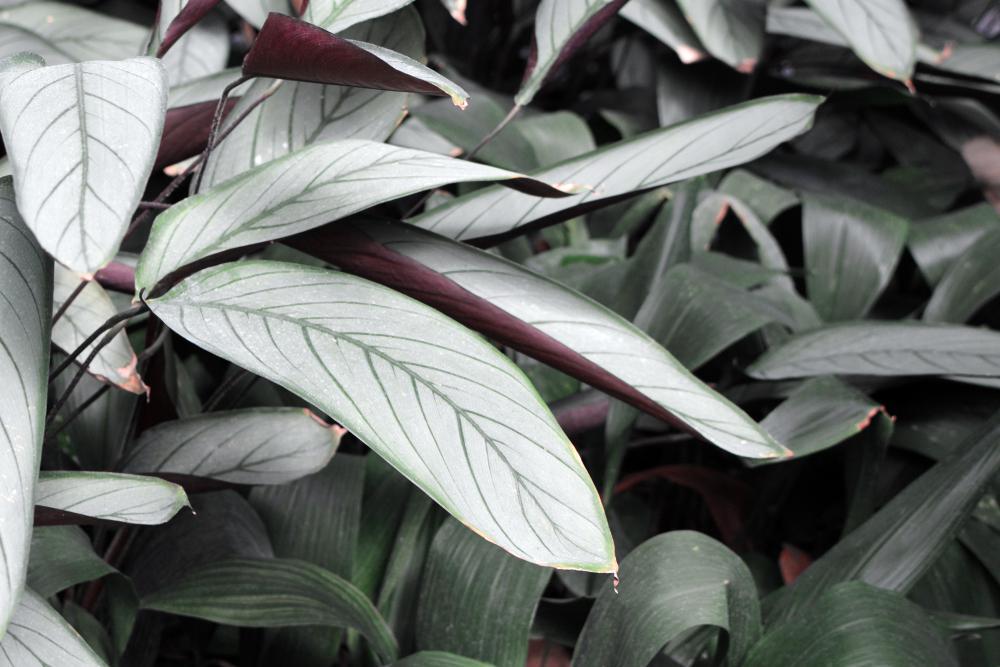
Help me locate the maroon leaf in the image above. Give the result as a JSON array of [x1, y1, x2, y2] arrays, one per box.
[[156, 0, 225, 58], [551, 390, 611, 438], [779, 543, 813, 584], [155, 99, 236, 172], [94, 261, 137, 295], [242, 13, 468, 106]]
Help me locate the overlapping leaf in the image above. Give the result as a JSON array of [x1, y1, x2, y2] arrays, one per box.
[[147, 261, 617, 571], [0, 178, 51, 638], [142, 558, 398, 662], [137, 140, 565, 293], [748, 322, 1000, 379], [124, 409, 341, 485], [35, 472, 189, 525], [199, 8, 421, 190], [619, 0, 704, 64], [0, 589, 106, 667], [409, 95, 822, 243], [52, 267, 144, 393], [26, 527, 116, 599], [0, 2, 145, 63], [674, 0, 765, 71], [517, 0, 628, 107], [803, 0, 917, 82], [924, 227, 1000, 323], [415, 519, 550, 667], [301, 0, 415, 32], [0, 57, 167, 273], [908, 203, 999, 286], [573, 531, 761, 667], [290, 220, 787, 458]]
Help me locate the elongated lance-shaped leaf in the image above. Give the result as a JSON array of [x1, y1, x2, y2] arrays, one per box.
[[141, 558, 398, 662], [0, 588, 106, 667], [123, 408, 341, 486], [35, 472, 189, 526], [154, 0, 224, 58], [908, 203, 1000, 287], [767, 411, 1000, 626], [573, 531, 761, 667], [675, 0, 765, 72], [0, 1, 146, 64], [136, 140, 567, 294], [747, 322, 1000, 379], [409, 94, 822, 243], [199, 8, 420, 190], [395, 653, 491, 667], [803, 0, 918, 82], [147, 261, 617, 572], [243, 13, 468, 108], [52, 266, 144, 394], [27, 527, 116, 599], [300, 0, 415, 32], [0, 178, 51, 639], [748, 583, 957, 667], [289, 220, 788, 459], [516, 0, 628, 107], [415, 519, 551, 667], [0, 57, 167, 274]]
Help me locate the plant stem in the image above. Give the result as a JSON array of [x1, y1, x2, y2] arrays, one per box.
[[51, 278, 88, 326], [49, 304, 148, 383], [191, 75, 251, 193], [44, 384, 110, 443], [47, 320, 131, 429]]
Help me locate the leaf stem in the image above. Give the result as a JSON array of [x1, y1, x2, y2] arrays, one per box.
[[191, 75, 251, 193], [49, 304, 147, 383], [51, 278, 89, 326], [47, 320, 132, 428]]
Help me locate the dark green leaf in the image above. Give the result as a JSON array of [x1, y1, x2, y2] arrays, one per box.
[[26, 527, 115, 599], [924, 227, 1000, 323]]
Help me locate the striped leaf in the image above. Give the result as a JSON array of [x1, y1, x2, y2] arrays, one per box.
[[52, 266, 144, 394], [0, 58, 167, 273], [290, 220, 787, 459], [301, 0, 415, 32], [409, 95, 822, 243], [0, 1, 145, 64], [35, 472, 189, 525], [0, 178, 51, 638], [0, 589, 105, 667], [199, 8, 419, 190], [747, 322, 1000, 379], [123, 409, 341, 486], [147, 261, 617, 572], [516, 0, 627, 107], [141, 558, 398, 662], [136, 140, 566, 294], [804, 0, 917, 82]]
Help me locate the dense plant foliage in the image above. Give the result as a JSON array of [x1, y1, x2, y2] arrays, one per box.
[[0, 0, 998, 665]]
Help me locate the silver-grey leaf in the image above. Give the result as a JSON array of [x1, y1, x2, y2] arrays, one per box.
[[0, 57, 167, 273], [0, 2, 145, 63], [35, 472, 189, 525], [124, 408, 342, 485], [0, 588, 106, 667], [148, 261, 617, 572], [0, 177, 51, 638]]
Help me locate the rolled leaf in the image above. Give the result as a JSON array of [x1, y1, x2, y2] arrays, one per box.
[[290, 220, 787, 459], [35, 472, 189, 526], [573, 531, 761, 667], [136, 140, 566, 294], [147, 261, 617, 572], [52, 266, 145, 393], [0, 588, 106, 667], [0, 178, 51, 637], [409, 95, 822, 243], [415, 519, 551, 667], [141, 557, 398, 662], [516, 0, 628, 107], [0, 58, 167, 273], [243, 13, 468, 108], [747, 322, 1000, 379], [156, 0, 225, 58]]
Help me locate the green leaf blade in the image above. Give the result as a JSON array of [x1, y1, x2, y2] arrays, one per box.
[[35, 472, 189, 525]]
